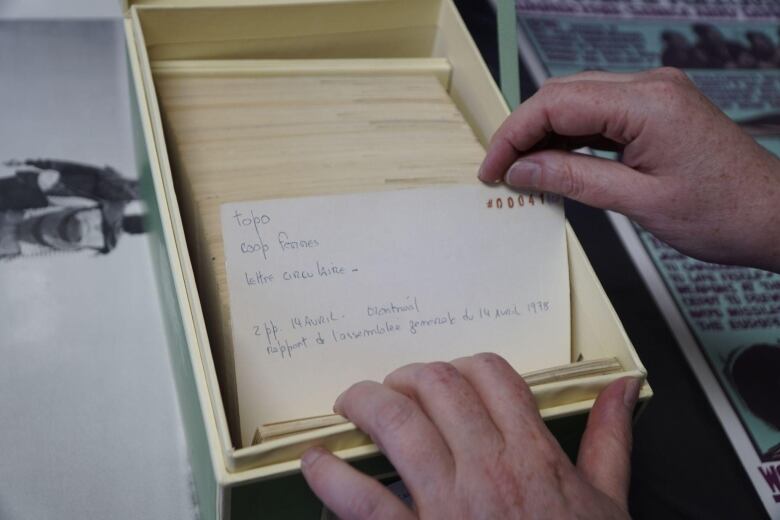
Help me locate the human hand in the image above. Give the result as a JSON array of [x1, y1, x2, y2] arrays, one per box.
[[478, 67, 780, 273], [301, 353, 641, 519]]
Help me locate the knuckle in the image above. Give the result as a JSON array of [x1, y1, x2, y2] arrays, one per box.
[[513, 372, 534, 396], [642, 74, 693, 108], [647, 78, 683, 98], [653, 66, 689, 84], [554, 158, 587, 199], [382, 362, 420, 385], [374, 395, 416, 434], [419, 361, 461, 387], [511, 376, 537, 412], [344, 486, 385, 520], [474, 352, 514, 375], [472, 351, 507, 367], [537, 79, 556, 93], [472, 353, 536, 408], [537, 80, 566, 101]]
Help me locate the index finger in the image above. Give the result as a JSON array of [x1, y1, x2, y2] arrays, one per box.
[[334, 380, 454, 501], [478, 80, 644, 183]]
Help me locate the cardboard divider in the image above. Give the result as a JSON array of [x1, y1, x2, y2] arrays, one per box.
[[151, 58, 453, 90]]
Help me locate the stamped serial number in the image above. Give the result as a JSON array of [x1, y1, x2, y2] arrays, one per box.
[[485, 192, 561, 209]]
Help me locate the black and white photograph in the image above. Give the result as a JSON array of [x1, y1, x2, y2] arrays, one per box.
[[724, 342, 780, 461], [661, 24, 780, 69], [0, 158, 146, 258], [0, 18, 194, 520]]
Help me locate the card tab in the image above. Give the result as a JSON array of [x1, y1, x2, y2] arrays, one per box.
[[221, 185, 570, 446]]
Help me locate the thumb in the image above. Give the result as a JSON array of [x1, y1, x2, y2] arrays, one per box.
[[576, 377, 641, 510], [503, 149, 657, 216]]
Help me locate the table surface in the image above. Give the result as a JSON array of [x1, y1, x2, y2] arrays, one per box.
[[0, 0, 767, 519]]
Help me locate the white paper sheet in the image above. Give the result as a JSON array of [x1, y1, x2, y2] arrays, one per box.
[[221, 185, 570, 446]]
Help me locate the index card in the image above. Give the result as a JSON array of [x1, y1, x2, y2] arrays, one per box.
[[221, 185, 570, 446]]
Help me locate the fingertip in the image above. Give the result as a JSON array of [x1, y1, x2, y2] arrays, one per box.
[[477, 162, 487, 181], [592, 377, 640, 417], [576, 377, 639, 510], [301, 445, 415, 520], [479, 134, 522, 184], [477, 160, 503, 184], [301, 446, 329, 473], [622, 377, 642, 410], [300, 446, 336, 495], [333, 391, 345, 415]]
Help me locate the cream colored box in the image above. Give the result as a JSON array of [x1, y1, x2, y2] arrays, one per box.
[[122, 1, 651, 518]]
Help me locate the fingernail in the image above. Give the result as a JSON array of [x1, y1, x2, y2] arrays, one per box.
[[478, 163, 502, 184], [506, 160, 541, 187], [333, 391, 345, 414], [623, 377, 642, 409], [301, 446, 326, 470]]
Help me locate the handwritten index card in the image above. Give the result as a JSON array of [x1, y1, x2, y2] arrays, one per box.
[[221, 185, 570, 446]]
